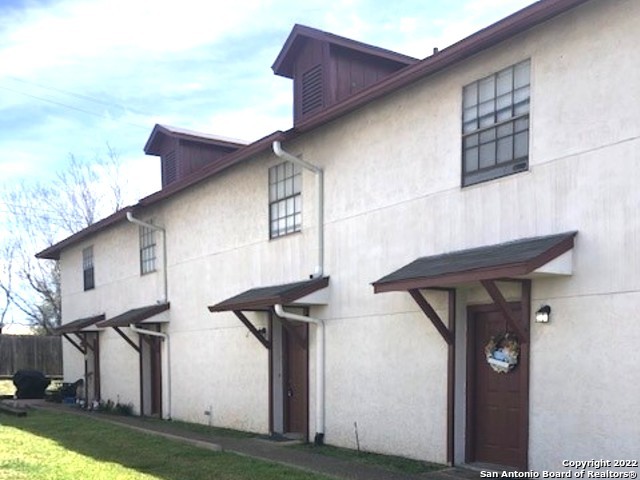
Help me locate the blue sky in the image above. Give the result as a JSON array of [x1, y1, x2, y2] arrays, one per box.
[[0, 0, 536, 202]]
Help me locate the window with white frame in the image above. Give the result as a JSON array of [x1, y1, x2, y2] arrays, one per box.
[[269, 161, 301, 238], [462, 60, 530, 186], [139, 223, 156, 275], [82, 246, 94, 291]]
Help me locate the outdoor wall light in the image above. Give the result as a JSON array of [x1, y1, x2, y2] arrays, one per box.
[[535, 305, 551, 323]]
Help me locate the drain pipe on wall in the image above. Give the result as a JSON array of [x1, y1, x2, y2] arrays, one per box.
[[126, 212, 168, 303], [129, 324, 172, 420], [274, 304, 325, 445], [272, 141, 324, 278], [126, 212, 171, 419]]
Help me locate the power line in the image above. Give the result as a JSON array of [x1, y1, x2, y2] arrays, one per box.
[[6, 75, 151, 117], [0, 85, 149, 130]]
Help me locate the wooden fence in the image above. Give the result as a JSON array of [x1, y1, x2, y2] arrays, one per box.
[[0, 335, 62, 378]]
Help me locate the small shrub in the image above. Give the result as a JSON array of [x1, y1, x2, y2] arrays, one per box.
[[115, 402, 133, 416], [97, 399, 133, 416], [97, 399, 115, 413]]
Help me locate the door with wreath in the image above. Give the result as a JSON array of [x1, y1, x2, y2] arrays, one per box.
[[467, 305, 529, 470]]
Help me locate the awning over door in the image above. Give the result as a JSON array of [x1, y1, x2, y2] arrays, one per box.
[[55, 314, 105, 354], [96, 303, 170, 328], [373, 232, 577, 293], [208, 277, 329, 312], [372, 231, 577, 345], [56, 314, 105, 334], [372, 232, 577, 465], [208, 277, 329, 349], [96, 303, 170, 353]]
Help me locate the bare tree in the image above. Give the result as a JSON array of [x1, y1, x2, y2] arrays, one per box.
[[0, 146, 131, 333], [0, 242, 15, 332]]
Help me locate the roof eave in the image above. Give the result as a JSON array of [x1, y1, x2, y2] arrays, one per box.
[[144, 124, 168, 155], [272, 24, 418, 78], [137, 130, 286, 208], [35, 207, 134, 260], [144, 124, 248, 156]]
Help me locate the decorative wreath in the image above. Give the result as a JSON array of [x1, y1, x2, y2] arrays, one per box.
[[484, 332, 520, 373]]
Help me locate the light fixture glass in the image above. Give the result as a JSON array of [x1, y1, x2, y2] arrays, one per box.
[[535, 305, 551, 323]]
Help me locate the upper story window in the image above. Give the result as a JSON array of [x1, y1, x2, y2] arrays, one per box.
[[269, 161, 301, 238], [462, 60, 530, 187], [139, 222, 156, 275], [82, 246, 94, 291]]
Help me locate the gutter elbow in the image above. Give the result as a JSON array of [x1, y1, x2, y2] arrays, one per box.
[[272, 140, 284, 157]]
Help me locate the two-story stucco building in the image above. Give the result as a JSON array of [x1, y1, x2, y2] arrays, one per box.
[[37, 0, 640, 472]]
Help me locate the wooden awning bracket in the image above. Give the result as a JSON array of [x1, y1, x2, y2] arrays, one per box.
[[63, 333, 85, 354], [112, 327, 140, 353], [409, 289, 454, 345], [74, 332, 95, 352], [480, 279, 529, 343], [233, 311, 271, 350]]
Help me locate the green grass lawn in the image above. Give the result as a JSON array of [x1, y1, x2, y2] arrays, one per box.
[[0, 409, 331, 480]]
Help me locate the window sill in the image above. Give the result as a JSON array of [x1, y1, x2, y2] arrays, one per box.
[[462, 165, 530, 190], [462, 161, 528, 188], [269, 229, 303, 241]]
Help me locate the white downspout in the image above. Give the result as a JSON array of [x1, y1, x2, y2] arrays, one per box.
[[274, 303, 325, 445], [272, 141, 324, 279], [129, 323, 171, 420], [126, 212, 168, 303], [126, 211, 171, 420]]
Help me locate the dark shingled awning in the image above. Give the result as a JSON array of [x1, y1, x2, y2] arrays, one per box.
[[373, 232, 577, 293], [55, 314, 105, 334], [208, 277, 329, 312], [96, 303, 170, 328]]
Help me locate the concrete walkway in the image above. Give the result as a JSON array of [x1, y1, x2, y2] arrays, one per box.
[[23, 402, 481, 480]]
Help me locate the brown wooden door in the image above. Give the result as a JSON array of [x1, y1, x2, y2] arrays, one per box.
[[467, 306, 528, 469], [150, 336, 162, 417], [283, 323, 308, 436]]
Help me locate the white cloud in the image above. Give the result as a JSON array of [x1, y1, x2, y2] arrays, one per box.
[[204, 107, 290, 143], [0, 0, 268, 77]]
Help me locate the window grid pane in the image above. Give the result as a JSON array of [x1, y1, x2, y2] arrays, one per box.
[[269, 161, 302, 238], [462, 60, 530, 186], [82, 246, 94, 291], [139, 224, 156, 275]]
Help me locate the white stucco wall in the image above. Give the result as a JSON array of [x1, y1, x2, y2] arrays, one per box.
[[56, 0, 639, 469], [60, 216, 166, 413]]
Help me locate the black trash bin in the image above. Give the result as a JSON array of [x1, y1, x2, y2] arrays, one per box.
[[13, 370, 51, 399]]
